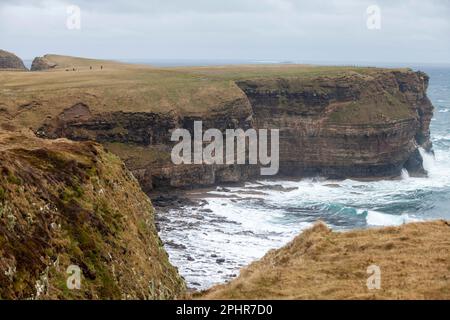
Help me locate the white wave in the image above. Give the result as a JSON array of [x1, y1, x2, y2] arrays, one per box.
[[432, 134, 450, 142], [438, 108, 449, 113], [401, 169, 410, 180], [419, 147, 435, 173], [365, 211, 419, 226]]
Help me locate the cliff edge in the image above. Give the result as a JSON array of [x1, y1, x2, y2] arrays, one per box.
[[200, 221, 450, 300], [0, 130, 185, 299]]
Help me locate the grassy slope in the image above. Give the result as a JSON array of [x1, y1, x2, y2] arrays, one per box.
[[0, 130, 185, 299], [0, 55, 411, 130], [200, 221, 450, 300]]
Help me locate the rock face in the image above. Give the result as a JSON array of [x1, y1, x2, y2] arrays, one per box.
[[0, 50, 27, 70], [36, 69, 434, 190], [0, 130, 185, 299], [31, 56, 58, 71], [236, 70, 433, 178]]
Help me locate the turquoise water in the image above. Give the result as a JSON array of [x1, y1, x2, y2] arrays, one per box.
[[157, 65, 450, 289]]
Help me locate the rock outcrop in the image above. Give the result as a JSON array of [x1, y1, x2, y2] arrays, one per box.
[[200, 220, 450, 300], [236, 70, 433, 178], [0, 50, 27, 70], [31, 55, 58, 71], [0, 130, 185, 299]]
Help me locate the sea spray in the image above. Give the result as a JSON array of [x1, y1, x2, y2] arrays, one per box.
[[401, 169, 410, 180], [419, 147, 435, 173]]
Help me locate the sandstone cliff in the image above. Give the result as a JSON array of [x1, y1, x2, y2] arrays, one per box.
[[200, 221, 450, 300], [31, 56, 58, 71], [0, 130, 185, 299], [0, 50, 27, 71], [0, 57, 434, 191]]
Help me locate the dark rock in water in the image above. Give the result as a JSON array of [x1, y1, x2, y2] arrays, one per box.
[[324, 183, 341, 188], [216, 186, 231, 192], [186, 256, 195, 261], [0, 50, 27, 70], [216, 258, 226, 264], [211, 254, 218, 258], [199, 208, 213, 213], [404, 148, 427, 177], [31, 56, 57, 71], [152, 193, 198, 209], [164, 240, 187, 250], [152, 194, 179, 207], [156, 215, 170, 223]]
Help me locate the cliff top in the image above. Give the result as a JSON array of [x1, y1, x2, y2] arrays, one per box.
[[0, 54, 418, 129], [200, 220, 450, 300]]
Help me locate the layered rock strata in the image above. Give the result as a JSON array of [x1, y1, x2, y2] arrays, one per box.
[[36, 69, 434, 190]]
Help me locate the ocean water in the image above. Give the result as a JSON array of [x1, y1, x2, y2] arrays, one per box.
[[156, 64, 450, 290]]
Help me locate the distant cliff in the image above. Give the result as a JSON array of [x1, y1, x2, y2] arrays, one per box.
[[0, 50, 27, 70], [236, 70, 433, 178], [0, 130, 185, 299], [0, 55, 434, 191]]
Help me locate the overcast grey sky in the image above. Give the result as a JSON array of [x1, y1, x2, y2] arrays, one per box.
[[0, 0, 449, 63]]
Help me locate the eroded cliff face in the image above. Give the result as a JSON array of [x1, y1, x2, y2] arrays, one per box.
[[0, 130, 185, 299], [237, 70, 433, 178], [35, 68, 433, 190]]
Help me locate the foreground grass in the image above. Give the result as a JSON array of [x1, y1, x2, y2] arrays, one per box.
[[199, 221, 450, 300]]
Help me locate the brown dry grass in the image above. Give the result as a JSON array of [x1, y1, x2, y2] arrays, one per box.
[[199, 221, 450, 300]]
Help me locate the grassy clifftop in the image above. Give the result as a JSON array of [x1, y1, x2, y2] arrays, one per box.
[[200, 221, 450, 300], [0, 129, 185, 299], [0, 54, 413, 129]]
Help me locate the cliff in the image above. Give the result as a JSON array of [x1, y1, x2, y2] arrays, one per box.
[[200, 221, 450, 300], [0, 50, 27, 71], [0, 130, 185, 299], [31, 56, 57, 71], [0, 56, 434, 191]]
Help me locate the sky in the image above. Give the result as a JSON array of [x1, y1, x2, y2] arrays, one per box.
[[0, 0, 449, 64]]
